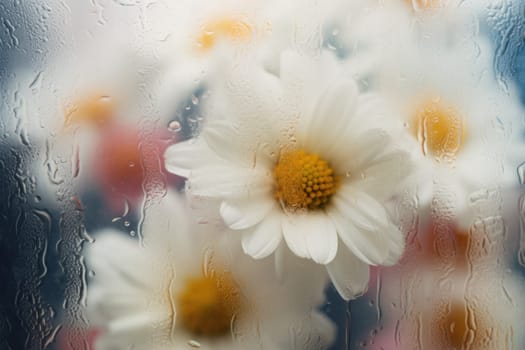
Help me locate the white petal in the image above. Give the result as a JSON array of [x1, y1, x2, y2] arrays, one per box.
[[274, 243, 286, 282], [333, 185, 390, 231], [203, 120, 248, 165], [282, 213, 338, 264], [326, 246, 370, 300], [352, 93, 394, 130], [382, 224, 405, 266], [309, 312, 337, 350], [350, 150, 413, 200], [455, 151, 492, 188], [362, 150, 412, 180], [86, 232, 163, 327], [164, 139, 210, 178], [89, 289, 147, 322], [107, 311, 167, 334], [188, 166, 272, 199], [95, 310, 172, 350], [303, 80, 358, 155], [346, 129, 391, 170], [221, 61, 284, 129], [87, 231, 152, 289], [220, 196, 275, 230], [282, 215, 310, 260], [306, 214, 338, 264], [241, 211, 283, 259], [327, 207, 387, 266], [280, 50, 318, 88], [142, 190, 191, 250]]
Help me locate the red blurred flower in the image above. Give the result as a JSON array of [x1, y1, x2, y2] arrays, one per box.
[[57, 327, 101, 350], [91, 123, 183, 213]]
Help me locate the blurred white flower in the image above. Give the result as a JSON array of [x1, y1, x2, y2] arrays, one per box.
[[164, 50, 413, 300], [335, 0, 524, 210], [400, 268, 523, 349], [87, 191, 333, 350], [146, 0, 301, 116], [333, 0, 485, 60], [367, 266, 524, 349]]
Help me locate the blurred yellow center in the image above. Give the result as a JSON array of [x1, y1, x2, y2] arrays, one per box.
[[435, 301, 492, 349], [412, 99, 466, 159], [273, 149, 338, 211], [177, 272, 240, 337], [64, 95, 114, 128], [197, 17, 252, 51]]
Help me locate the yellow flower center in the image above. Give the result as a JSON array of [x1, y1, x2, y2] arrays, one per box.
[[412, 99, 466, 159], [196, 17, 253, 51], [177, 272, 240, 337], [273, 149, 338, 211], [64, 95, 114, 128]]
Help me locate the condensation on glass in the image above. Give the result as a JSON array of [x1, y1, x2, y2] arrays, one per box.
[[1, 1, 525, 350]]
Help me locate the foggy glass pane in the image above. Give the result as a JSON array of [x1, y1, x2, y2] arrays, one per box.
[[1, 1, 524, 349]]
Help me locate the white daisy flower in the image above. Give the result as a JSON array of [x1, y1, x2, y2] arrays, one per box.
[[87, 191, 334, 349], [378, 267, 524, 349], [396, 267, 523, 349], [327, 0, 491, 83], [145, 0, 300, 115], [4, 11, 184, 208], [369, 205, 525, 349], [339, 2, 524, 210], [164, 50, 413, 300]]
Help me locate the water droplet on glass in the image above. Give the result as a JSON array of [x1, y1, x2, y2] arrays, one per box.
[[191, 95, 199, 105], [129, 230, 136, 236], [71, 196, 84, 211], [517, 161, 525, 185], [129, 161, 135, 168], [98, 95, 111, 103], [29, 71, 44, 91], [188, 340, 201, 348], [168, 120, 182, 132], [327, 42, 337, 51], [124, 221, 130, 227]]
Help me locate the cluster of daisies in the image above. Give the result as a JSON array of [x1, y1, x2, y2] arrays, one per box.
[[12, 0, 525, 348]]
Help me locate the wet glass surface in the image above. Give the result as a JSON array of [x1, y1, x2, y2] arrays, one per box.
[[1, 1, 525, 349]]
